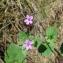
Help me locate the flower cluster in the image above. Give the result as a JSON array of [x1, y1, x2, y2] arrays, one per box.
[[24, 15, 33, 25]]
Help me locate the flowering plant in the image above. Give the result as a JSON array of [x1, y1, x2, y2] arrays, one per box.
[[5, 14, 58, 63]]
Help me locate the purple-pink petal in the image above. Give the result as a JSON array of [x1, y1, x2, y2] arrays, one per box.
[[26, 21, 30, 25], [29, 21, 33, 24], [24, 20, 33, 25], [28, 45, 32, 49], [24, 19, 29, 25], [26, 15, 33, 20], [23, 40, 33, 50], [24, 40, 32, 45], [24, 19, 28, 22], [29, 16, 33, 20], [26, 15, 30, 19]]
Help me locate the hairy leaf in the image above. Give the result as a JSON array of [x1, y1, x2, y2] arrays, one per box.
[[18, 32, 28, 45], [5, 43, 27, 63], [46, 26, 58, 43], [40, 26, 58, 57]]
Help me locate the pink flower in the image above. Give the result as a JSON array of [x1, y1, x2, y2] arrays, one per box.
[[24, 15, 33, 25], [23, 40, 33, 50]]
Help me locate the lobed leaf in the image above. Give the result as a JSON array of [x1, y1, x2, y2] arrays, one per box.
[[5, 43, 27, 63]]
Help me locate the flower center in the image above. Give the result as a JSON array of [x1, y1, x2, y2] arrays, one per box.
[[27, 43, 31, 46], [28, 18, 31, 21]]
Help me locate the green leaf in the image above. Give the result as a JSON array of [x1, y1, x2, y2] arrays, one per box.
[[5, 43, 27, 63], [46, 26, 58, 43], [37, 26, 58, 57], [42, 43, 53, 57], [28, 34, 42, 48], [33, 35, 42, 48], [42, 46, 52, 57], [18, 32, 28, 45], [38, 42, 55, 57]]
